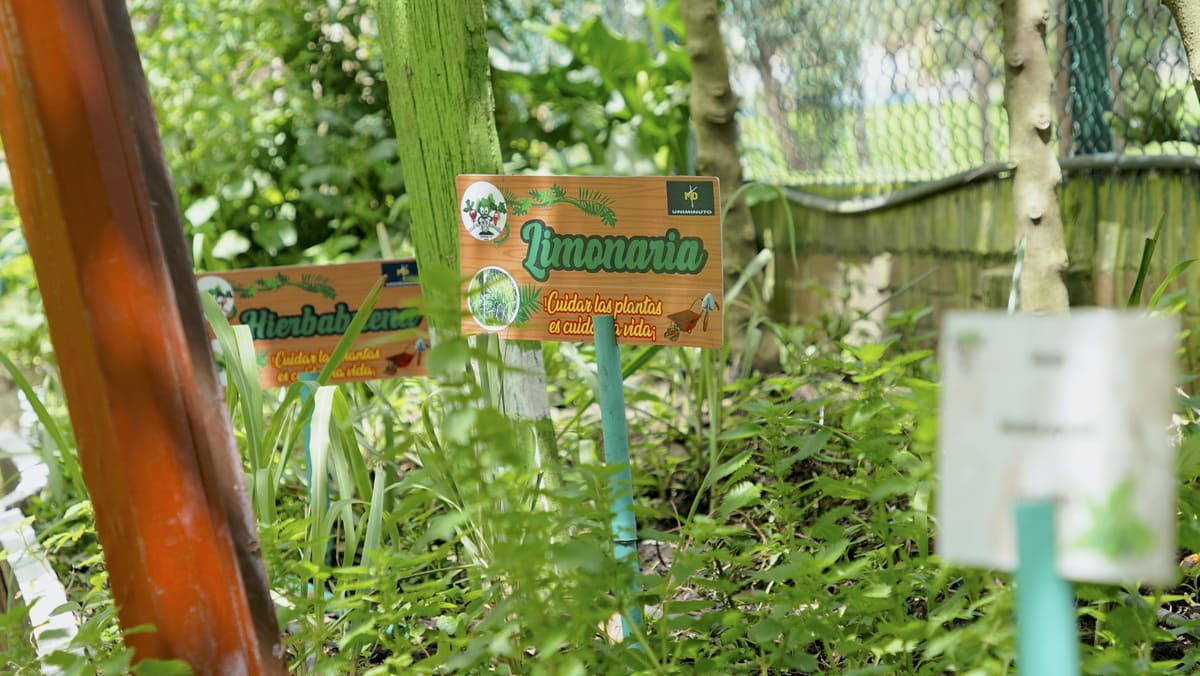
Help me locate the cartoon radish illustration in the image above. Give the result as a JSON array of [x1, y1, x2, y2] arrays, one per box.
[[197, 276, 237, 317], [460, 181, 508, 241]]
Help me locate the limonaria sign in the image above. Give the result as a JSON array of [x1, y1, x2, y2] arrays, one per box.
[[457, 175, 724, 348]]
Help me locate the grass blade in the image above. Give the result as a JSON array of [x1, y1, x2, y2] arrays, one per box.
[[361, 466, 389, 568], [1127, 213, 1166, 307], [0, 353, 75, 498], [318, 275, 386, 385]]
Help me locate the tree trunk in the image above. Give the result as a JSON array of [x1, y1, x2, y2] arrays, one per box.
[[1003, 0, 1070, 312], [1165, 0, 1200, 105], [375, 2, 555, 444], [680, 1, 757, 302]]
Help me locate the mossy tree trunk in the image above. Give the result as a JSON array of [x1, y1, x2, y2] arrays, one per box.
[[682, 0, 772, 366], [1003, 0, 1070, 312], [1165, 0, 1200, 105], [376, 1, 555, 437], [680, 0, 755, 270]]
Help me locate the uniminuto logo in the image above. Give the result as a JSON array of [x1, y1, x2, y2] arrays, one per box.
[[666, 180, 716, 216]]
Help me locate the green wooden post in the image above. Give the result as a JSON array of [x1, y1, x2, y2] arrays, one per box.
[[300, 371, 319, 505], [1015, 500, 1080, 676], [376, 0, 556, 451], [592, 315, 644, 640]]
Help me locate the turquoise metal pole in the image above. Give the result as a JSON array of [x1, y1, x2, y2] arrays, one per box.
[[1015, 500, 1080, 676], [299, 371, 319, 505], [592, 314, 644, 640]]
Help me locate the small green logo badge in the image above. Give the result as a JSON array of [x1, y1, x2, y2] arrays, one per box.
[[666, 180, 715, 216]]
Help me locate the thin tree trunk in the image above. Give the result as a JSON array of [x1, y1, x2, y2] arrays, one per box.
[[680, 1, 757, 300], [1165, 0, 1200, 105], [376, 2, 556, 450], [1003, 0, 1071, 312]]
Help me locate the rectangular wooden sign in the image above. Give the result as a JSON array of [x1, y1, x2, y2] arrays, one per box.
[[196, 259, 427, 389], [938, 310, 1178, 585], [457, 175, 724, 348]]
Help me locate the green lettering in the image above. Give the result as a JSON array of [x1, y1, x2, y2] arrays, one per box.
[[239, 308, 270, 340], [334, 302, 353, 333], [300, 305, 318, 335], [602, 237, 625, 270], [584, 238, 604, 272], [676, 236, 707, 274], [625, 238, 648, 270], [555, 235, 586, 270], [518, 220, 709, 281], [648, 239, 666, 270], [317, 312, 336, 334], [521, 220, 552, 282]]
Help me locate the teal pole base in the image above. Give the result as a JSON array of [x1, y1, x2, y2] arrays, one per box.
[[593, 315, 643, 643], [1015, 500, 1080, 676]]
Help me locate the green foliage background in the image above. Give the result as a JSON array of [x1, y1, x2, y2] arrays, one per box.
[[2, 1, 1200, 674]]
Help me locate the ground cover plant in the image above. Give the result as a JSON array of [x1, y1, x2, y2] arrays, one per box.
[[6, 281, 1200, 673]]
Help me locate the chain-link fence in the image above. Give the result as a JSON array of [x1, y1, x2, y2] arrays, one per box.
[[726, 0, 1193, 187]]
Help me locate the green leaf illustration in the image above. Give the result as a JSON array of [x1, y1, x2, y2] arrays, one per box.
[[507, 183, 618, 227], [1074, 477, 1154, 559]]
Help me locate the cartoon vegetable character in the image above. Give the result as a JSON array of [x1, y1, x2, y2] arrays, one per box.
[[462, 194, 507, 238], [198, 276, 236, 317]]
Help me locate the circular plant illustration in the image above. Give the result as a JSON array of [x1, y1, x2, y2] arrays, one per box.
[[460, 181, 508, 241], [197, 276, 236, 317], [467, 266, 519, 331]]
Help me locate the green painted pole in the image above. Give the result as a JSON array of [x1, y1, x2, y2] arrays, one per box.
[[1015, 500, 1080, 676], [592, 314, 644, 640], [300, 371, 319, 505]]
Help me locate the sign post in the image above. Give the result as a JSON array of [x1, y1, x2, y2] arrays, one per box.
[[938, 310, 1179, 675], [198, 259, 428, 550], [593, 314, 645, 638], [1015, 500, 1080, 674], [458, 174, 723, 641]]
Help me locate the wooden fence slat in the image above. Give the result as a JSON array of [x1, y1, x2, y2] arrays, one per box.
[[0, 1, 282, 671]]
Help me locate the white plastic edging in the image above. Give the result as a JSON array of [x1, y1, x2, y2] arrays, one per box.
[[0, 430, 80, 663]]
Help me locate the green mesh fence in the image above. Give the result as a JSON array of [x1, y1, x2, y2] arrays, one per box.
[[726, 0, 1195, 187]]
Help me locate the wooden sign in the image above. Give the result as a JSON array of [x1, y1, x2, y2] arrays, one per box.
[[196, 260, 428, 388], [457, 175, 724, 348], [937, 310, 1178, 585]]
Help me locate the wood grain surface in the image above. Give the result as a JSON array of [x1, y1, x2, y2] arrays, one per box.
[[458, 175, 725, 348], [198, 259, 428, 389]]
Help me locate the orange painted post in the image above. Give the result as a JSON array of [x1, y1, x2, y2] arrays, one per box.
[[0, 2, 283, 672]]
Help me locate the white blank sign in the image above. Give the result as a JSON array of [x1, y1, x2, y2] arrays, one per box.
[[937, 310, 1178, 585]]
